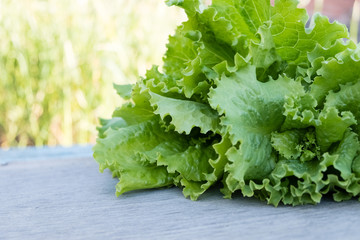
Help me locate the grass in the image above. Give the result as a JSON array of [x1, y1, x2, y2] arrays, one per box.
[[0, 0, 185, 147]]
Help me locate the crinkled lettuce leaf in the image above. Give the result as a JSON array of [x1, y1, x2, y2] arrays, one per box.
[[94, 0, 360, 206]]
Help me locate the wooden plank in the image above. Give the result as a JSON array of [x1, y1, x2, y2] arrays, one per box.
[[0, 145, 93, 163], [1, 147, 360, 240]]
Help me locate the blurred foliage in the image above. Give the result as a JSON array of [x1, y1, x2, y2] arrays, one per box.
[[0, 0, 185, 147]]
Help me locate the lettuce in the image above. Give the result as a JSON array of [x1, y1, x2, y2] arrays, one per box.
[[93, 0, 360, 206]]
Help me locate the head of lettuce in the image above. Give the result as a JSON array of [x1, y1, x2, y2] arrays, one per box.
[[93, 0, 360, 206]]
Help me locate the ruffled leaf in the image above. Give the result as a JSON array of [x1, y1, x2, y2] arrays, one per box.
[[208, 62, 304, 194], [148, 91, 220, 134], [311, 48, 360, 104], [113, 84, 133, 100], [94, 0, 360, 206]]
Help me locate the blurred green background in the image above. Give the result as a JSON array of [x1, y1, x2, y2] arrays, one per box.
[[0, 0, 185, 147], [0, 0, 358, 148]]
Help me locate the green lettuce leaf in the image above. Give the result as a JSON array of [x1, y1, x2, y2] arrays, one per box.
[[113, 84, 133, 100], [94, 0, 360, 206], [208, 60, 303, 195], [148, 90, 220, 134]]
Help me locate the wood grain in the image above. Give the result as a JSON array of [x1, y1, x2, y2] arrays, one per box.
[[1, 147, 360, 240]]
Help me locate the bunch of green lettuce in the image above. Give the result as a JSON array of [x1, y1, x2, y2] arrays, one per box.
[[93, 0, 360, 206]]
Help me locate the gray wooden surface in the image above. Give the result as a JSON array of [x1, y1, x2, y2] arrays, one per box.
[[1, 146, 360, 240]]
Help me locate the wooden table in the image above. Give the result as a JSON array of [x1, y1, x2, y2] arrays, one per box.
[[1, 146, 359, 239]]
